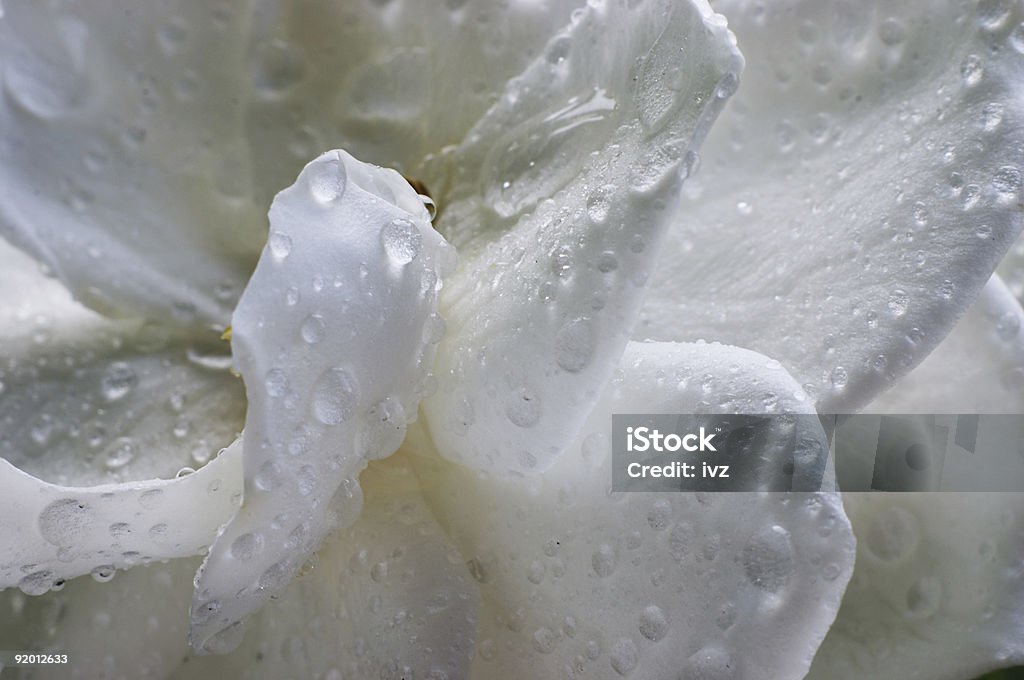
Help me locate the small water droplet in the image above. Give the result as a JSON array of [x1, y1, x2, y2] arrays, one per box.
[[830, 366, 849, 388], [960, 54, 983, 86], [609, 638, 638, 676], [506, 385, 542, 428], [301, 314, 325, 344], [591, 543, 617, 577], [311, 368, 359, 425], [269, 231, 293, 259], [887, 290, 909, 317], [996, 312, 1020, 341], [230, 532, 264, 562], [554, 318, 594, 372], [101, 362, 137, 402], [742, 525, 794, 592], [638, 605, 669, 641], [380, 218, 422, 265]]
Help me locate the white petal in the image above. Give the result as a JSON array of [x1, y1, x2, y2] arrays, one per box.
[[232, 0, 585, 205], [0, 440, 241, 591], [188, 151, 452, 653], [416, 341, 855, 679], [0, 0, 586, 325], [423, 0, 744, 475], [638, 0, 1024, 411], [0, 557, 201, 679], [173, 453, 479, 680], [871, 274, 1024, 413], [808, 493, 1024, 680], [0, 1, 263, 326]]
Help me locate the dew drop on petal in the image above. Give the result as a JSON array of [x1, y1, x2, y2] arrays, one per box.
[[311, 368, 359, 425], [380, 218, 422, 265]]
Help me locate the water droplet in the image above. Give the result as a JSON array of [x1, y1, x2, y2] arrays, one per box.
[[202, 621, 245, 655], [830, 366, 849, 388], [742, 525, 794, 592], [638, 605, 669, 641], [865, 506, 918, 562], [101, 362, 137, 402], [358, 396, 407, 460], [887, 290, 909, 317], [309, 156, 347, 203], [269, 231, 292, 259], [311, 368, 359, 425], [506, 385, 542, 428], [684, 645, 737, 680], [960, 54, 983, 86], [978, 0, 1012, 30], [301, 314, 325, 344], [105, 438, 136, 469], [1010, 22, 1024, 53], [591, 543, 617, 577], [609, 638, 638, 676], [422, 313, 446, 345], [230, 532, 263, 562], [39, 498, 92, 547], [265, 368, 289, 398], [90, 565, 116, 583], [981, 102, 1004, 132], [18, 570, 54, 596], [533, 626, 558, 654], [587, 188, 612, 224], [251, 40, 305, 96], [996, 312, 1020, 340], [993, 165, 1021, 198], [380, 218, 422, 265], [551, 245, 573, 278], [139, 489, 164, 509], [906, 575, 942, 617], [596, 251, 619, 273], [554, 318, 594, 373], [878, 17, 906, 45], [254, 461, 283, 492]]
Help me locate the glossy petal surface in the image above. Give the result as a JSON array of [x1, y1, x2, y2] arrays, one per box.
[[418, 341, 855, 679], [188, 151, 452, 653], [639, 0, 1024, 411], [424, 0, 744, 475]]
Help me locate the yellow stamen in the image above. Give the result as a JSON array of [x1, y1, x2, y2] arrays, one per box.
[[221, 326, 232, 341]]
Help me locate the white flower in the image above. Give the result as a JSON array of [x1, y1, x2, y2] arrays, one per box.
[[0, 1, 1022, 679]]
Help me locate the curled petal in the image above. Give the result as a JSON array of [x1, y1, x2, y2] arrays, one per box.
[[177, 454, 480, 679], [424, 0, 744, 475], [188, 151, 453, 653], [0, 441, 241, 592]]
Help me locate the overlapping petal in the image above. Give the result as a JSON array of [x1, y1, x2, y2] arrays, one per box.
[[0, 441, 240, 592], [0, 558, 201, 680], [808, 493, 1024, 680], [175, 454, 480, 679], [423, 0, 744, 475], [638, 0, 1024, 412], [416, 341, 855, 679], [0, 0, 263, 326], [188, 151, 453, 653]]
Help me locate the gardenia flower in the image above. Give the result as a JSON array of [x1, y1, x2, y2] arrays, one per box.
[[0, 0, 1023, 678]]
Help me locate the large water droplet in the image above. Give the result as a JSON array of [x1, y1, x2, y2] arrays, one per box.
[[308, 156, 347, 203], [101, 362, 137, 402], [380, 218, 422, 265], [269, 231, 293, 259], [591, 543, 617, 577], [230, 532, 264, 562], [506, 385, 542, 428], [609, 638, 638, 676], [638, 605, 669, 641], [301, 314, 325, 344], [741, 525, 794, 592], [39, 498, 92, 547], [554, 318, 594, 372], [311, 368, 359, 425]]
